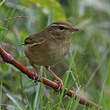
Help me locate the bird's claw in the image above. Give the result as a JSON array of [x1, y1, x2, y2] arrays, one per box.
[[56, 80, 63, 91], [37, 74, 42, 81], [33, 73, 42, 82]]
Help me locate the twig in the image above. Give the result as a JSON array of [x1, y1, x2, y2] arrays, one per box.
[[0, 47, 101, 109], [0, 16, 27, 24], [85, 48, 107, 89]]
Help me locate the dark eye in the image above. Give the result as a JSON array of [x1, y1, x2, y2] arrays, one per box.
[[58, 26, 65, 30]]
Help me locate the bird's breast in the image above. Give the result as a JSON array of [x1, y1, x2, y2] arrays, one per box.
[[25, 39, 70, 66], [49, 39, 70, 57]]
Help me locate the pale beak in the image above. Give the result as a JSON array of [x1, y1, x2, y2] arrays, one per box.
[[70, 27, 79, 32]]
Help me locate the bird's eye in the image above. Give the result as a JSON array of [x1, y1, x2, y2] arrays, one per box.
[[58, 26, 65, 30]]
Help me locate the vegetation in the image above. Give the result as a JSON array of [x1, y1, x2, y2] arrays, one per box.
[[0, 0, 110, 110]]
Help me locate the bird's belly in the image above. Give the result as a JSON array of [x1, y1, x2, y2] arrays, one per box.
[[25, 41, 69, 66]]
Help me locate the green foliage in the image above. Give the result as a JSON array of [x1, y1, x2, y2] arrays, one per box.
[[0, 0, 110, 110], [20, 0, 66, 21]]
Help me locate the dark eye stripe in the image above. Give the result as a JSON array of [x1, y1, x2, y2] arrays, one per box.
[[58, 26, 65, 30], [51, 26, 69, 30]]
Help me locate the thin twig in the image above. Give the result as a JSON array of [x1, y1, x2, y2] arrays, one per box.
[[85, 50, 107, 89], [0, 16, 27, 24]]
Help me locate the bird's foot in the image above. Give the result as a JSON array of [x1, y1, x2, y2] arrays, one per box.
[[55, 80, 63, 91], [33, 73, 42, 82], [37, 74, 42, 81]]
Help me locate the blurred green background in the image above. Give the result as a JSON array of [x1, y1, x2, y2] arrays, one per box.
[[0, 0, 110, 110]]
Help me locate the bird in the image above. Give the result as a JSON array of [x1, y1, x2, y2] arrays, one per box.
[[24, 21, 78, 89]]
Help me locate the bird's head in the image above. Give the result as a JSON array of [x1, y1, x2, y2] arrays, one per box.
[[47, 21, 79, 40]]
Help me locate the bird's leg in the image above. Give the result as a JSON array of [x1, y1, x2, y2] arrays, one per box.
[[29, 61, 41, 81], [45, 66, 63, 90]]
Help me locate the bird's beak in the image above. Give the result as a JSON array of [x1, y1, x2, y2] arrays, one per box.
[[70, 27, 79, 32]]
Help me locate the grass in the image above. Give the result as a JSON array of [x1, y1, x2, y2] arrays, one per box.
[[0, 0, 110, 110]]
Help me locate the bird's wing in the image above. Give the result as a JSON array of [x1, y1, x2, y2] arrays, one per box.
[[24, 32, 47, 47]]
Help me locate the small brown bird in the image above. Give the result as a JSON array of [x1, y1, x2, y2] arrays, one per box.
[[24, 21, 78, 88]]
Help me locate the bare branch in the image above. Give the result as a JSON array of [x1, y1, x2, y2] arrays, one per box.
[[0, 16, 27, 24]]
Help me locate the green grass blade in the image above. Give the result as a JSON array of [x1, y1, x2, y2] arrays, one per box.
[[6, 93, 23, 110], [48, 7, 53, 25], [0, 83, 2, 110], [33, 83, 40, 110]]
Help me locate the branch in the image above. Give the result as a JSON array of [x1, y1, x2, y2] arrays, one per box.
[[0, 47, 100, 109], [0, 16, 27, 24]]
